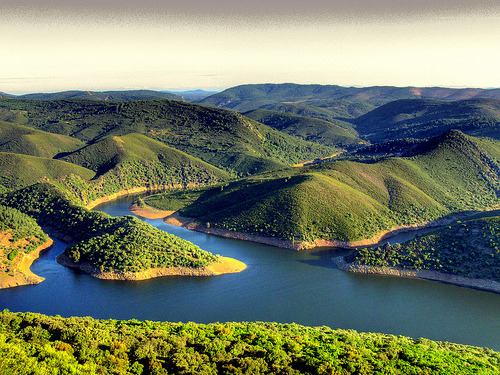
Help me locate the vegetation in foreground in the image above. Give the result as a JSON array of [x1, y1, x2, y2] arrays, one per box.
[[0, 310, 498, 375], [349, 215, 500, 282], [0, 184, 217, 273]]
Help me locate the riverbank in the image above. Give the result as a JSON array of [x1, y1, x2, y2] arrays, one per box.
[[0, 238, 54, 289], [333, 256, 500, 294], [56, 253, 246, 281], [159, 212, 456, 251], [151, 206, 500, 251]]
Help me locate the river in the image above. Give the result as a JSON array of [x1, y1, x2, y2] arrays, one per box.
[[1, 199, 499, 351]]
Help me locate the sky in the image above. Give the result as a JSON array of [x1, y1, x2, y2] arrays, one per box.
[[1, 1, 499, 93]]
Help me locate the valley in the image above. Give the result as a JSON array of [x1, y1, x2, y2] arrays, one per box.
[[0, 83, 499, 372]]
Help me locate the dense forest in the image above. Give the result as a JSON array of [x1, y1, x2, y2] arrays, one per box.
[[0, 184, 217, 273], [0, 310, 498, 375]]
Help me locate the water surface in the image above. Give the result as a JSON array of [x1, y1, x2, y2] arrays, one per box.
[[1, 199, 499, 351]]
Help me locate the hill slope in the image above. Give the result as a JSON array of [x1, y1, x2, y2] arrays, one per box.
[[354, 98, 500, 142], [0, 98, 338, 176], [0, 152, 95, 190], [0, 121, 84, 158], [56, 133, 230, 205], [0, 205, 50, 288], [243, 108, 363, 148], [150, 131, 500, 248]]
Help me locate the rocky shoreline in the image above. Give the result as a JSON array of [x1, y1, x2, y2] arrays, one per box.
[[0, 238, 54, 289], [56, 253, 246, 281], [158, 212, 458, 251], [333, 256, 500, 294]]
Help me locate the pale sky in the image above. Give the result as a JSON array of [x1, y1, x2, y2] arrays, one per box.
[[1, 1, 499, 93]]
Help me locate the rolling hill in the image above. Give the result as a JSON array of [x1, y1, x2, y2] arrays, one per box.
[[261, 100, 377, 121], [0, 121, 85, 158], [0, 98, 339, 176], [0, 152, 95, 191], [243, 108, 364, 148], [199, 83, 500, 112], [149, 131, 500, 248], [354, 98, 500, 142]]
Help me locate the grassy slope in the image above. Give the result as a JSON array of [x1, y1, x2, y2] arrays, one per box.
[[350, 215, 500, 281], [54, 133, 231, 205], [0, 121, 84, 158], [1, 311, 498, 375], [354, 98, 500, 142], [243, 108, 363, 148], [0, 98, 337, 176], [0, 152, 95, 190], [0, 184, 217, 273], [150, 131, 500, 245]]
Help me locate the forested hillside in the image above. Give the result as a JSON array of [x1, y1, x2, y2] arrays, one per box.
[[149, 131, 500, 249], [0, 184, 218, 275], [0, 98, 338, 176]]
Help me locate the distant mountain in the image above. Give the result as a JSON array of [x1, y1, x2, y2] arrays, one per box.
[[243, 108, 363, 148], [12, 90, 183, 102], [199, 83, 500, 112], [166, 89, 220, 102], [354, 98, 500, 142]]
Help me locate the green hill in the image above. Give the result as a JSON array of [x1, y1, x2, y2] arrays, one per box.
[[0, 121, 84, 158], [0, 183, 218, 274], [1, 311, 498, 375], [0, 98, 338, 176], [354, 98, 500, 142], [199, 83, 500, 112], [260, 100, 377, 122], [149, 131, 500, 247], [350, 214, 500, 282], [14, 90, 183, 102], [55, 133, 230, 205], [0, 152, 95, 190], [243, 108, 364, 148]]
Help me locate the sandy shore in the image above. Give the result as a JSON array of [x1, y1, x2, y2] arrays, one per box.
[[333, 256, 500, 294], [129, 203, 175, 219], [56, 253, 246, 281], [0, 238, 54, 289]]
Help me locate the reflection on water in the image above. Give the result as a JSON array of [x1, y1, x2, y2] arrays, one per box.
[[0, 199, 499, 351]]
